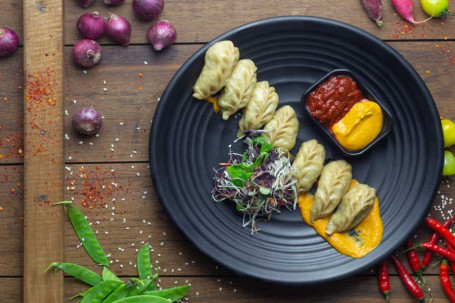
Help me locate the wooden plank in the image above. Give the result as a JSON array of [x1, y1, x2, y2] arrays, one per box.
[[63, 0, 455, 45], [22, 0, 65, 301]]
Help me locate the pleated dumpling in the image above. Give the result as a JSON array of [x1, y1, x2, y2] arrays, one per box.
[[310, 160, 352, 223], [326, 183, 376, 235], [237, 81, 279, 137], [217, 59, 257, 120], [192, 41, 239, 100], [263, 105, 299, 151], [292, 139, 326, 193]]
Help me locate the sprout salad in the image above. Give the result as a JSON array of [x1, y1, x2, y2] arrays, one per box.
[[212, 131, 298, 234]]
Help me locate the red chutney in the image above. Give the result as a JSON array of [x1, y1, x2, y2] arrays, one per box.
[[306, 75, 366, 127]]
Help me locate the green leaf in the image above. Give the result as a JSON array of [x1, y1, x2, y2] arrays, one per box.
[[259, 187, 271, 195], [227, 166, 252, 187]]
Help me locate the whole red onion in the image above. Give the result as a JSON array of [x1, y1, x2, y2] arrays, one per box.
[[132, 0, 164, 20], [107, 13, 131, 46], [72, 107, 103, 135], [73, 39, 102, 68], [76, 0, 96, 8], [104, 0, 125, 5], [147, 20, 176, 51], [0, 27, 19, 57], [77, 12, 107, 40]]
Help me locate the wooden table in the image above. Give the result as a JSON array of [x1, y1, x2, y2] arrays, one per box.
[[1, 0, 454, 302]]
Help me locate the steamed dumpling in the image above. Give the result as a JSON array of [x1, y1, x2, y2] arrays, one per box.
[[217, 59, 257, 120], [192, 41, 239, 100], [292, 139, 326, 193], [310, 160, 352, 223], [326, 183, 376, 235], [237, 81, 279, 137], [263, 105, 299, 151]]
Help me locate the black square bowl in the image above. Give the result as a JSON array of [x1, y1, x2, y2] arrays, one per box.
[[301, 69, 393, 157]]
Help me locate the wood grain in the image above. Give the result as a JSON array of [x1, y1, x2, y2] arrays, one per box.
[[22, 0, 65, 301]]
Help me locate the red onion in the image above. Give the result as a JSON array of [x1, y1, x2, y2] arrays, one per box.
[[76, 0, 96, 8], [77, 12, 107, 40], [73, 39, 102, 68], [104, 0, 125, 5], [132, 0, 164, 20], [72, 107, 103, 135], [107, 13, 131, 46], [0, 27, 19, 57], [147, 20, 176, 51]]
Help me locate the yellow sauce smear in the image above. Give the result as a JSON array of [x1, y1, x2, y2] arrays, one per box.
[[298, 180, 383, 258], [331, 100, 383, 151], [205, 96, 220, 113]]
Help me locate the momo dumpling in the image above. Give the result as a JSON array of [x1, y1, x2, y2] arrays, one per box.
[[292, 139, 326, 193], [192, 40, 239, 100], [217, 59, 257, 120], [237, 81, 279, 137], [326, 183, 376, 235], [263, 105, 299, 151], [310, 160, 352, 223]]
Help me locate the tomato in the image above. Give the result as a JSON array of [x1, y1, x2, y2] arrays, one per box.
[[421, 0, 449, 17], [443, 151, 455, 176], [442, 119, 455, 147]]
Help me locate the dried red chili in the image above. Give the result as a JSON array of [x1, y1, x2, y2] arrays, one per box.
[[390, 255, 425, 302], [378, 260, 390, 303], [440, 259, 455, 302]]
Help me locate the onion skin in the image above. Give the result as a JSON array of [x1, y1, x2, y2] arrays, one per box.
[[107, 13, 132, 46], [147, 20, 176, 51], [77, 12, 107, 40], [72, 108, 103, 135], [76, 0, 96, 8], [0, 27, 19, 57], [104, 0, 125, 5], [132, 0, 164, 20], [73, 39, 102, 68]]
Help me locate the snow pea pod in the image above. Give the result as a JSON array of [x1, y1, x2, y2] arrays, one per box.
[[55, 201, 110, 267], [102, 266, 122, 282], [137, 243, 157, 290], [142, 285, 190, 302], [81, 280, 123, 303], [127, 278, 153, 296], [44, 262, 103, 286], [111, 295, 171, 303], [101, 283, 130, 303]]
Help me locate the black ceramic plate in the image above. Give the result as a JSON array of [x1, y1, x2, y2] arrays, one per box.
[[149, 16, 443, 285]]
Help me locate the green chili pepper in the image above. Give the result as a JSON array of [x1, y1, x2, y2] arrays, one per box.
[[44, 262, 103, 286], [102, 266, 122, 282], [80, 280, 123, 303], [101, 283, 130, 303], [109, 295, 171, 303], [142, 285, 190, 302], [55, 201, 110, 267], [136, 243, 157, 290]]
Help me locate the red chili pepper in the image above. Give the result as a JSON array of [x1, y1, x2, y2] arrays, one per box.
[[440, 259, 455, 302], [378, 260, 390, 303], [416, 242, 455, 262], [390, 255, 425, 302], [425, 217, 455, 248], [445, 240, 455, 276], [421, 216, 455, 271], [406, 239, 424, 283]]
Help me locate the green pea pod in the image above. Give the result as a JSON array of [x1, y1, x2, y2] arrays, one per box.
[[101, 283, 130, 303], [102, 266, 122, 282], [81, 280, 123, 303], [44, 262, 103, 286], [55, 201, 110, 267], [142, 285, 190, 302], [127, 279, 153, 296], [137, 243, 157, 290], [111, 295, 171, 303]]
